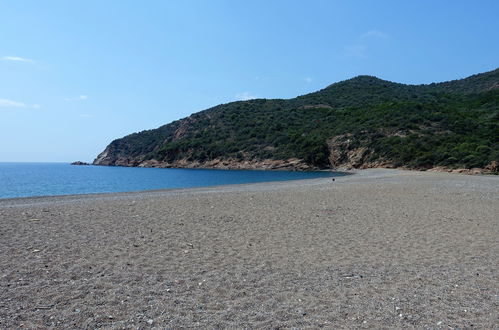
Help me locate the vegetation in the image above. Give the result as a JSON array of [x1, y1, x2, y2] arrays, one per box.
[[96, 69, 499, 170]]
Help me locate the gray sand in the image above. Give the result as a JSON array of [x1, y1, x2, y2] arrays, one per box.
[[0, 169, 498, 329]]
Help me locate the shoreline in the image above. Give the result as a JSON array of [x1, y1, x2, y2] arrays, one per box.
[[0, 167, 495, 206], [2, 165, 496, 204], [0, 173, 353, 207], [1, 169, 498, 328], [0, 168, 352, 203]]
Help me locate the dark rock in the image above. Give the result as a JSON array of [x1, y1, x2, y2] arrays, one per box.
[[71, 161, 90, 166]]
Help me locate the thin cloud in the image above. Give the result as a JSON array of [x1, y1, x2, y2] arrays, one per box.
[[304, 77, 313, 84], [345, 30, 387, 59], [236, 92, 258, 101], [361, 30, 388, 39], [0, 99, 41, 109], [345, 44, 367, 59], [1, 56, 34, 63], [0, 98, 26, 108], [65, 95, 89, 101]]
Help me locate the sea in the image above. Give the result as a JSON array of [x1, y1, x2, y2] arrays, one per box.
[[0, 163, 345, 199]]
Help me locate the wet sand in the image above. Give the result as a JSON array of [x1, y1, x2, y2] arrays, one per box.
[[0, 169, 498, 328]]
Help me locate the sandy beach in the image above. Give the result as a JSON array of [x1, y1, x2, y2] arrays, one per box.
[[0, 169, 497, 329]]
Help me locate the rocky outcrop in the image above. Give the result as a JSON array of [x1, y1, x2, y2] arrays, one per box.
[[93, 130, 497, 174], [138, 157, 315, 170], [71, 161, 90, 165], [93, 144, 142, 167], [95, 156, 314, 171], [485, 160, 499, 172], [325, 135, 499, 174], [427, 167, 495, 175], [172, 116, 197, 141], [93, 146, 115, 166], [94, 138, 497, 174], [326, 134, 394, 169]]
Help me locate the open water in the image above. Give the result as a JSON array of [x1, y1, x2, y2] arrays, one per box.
[[0, 163, 345, 199]]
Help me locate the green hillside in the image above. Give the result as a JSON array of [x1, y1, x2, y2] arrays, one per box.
[[94, 69, 499, 171]]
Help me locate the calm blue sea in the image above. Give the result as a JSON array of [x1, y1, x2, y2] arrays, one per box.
[[0, 163, 345, 199]]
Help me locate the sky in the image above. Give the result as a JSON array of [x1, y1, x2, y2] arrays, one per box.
[[0, 0, 498, 162]]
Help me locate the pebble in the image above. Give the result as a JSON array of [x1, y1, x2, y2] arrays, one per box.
[[147, 319, 154, 325]]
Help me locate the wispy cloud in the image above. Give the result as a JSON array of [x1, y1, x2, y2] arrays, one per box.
[[0, 99, 40, 109], [361, 30, 388, 39], [304, 77, 313, 84], [1, 56, 34, 63], [0, 98, 26, 108], [345, 44, 367, 59], [345, 30, 388, 59], [65, 95, 89, 101], [236, 92, 258, 101]]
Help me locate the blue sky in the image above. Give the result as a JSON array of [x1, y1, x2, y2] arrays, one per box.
[[0, 0, 498, 162]]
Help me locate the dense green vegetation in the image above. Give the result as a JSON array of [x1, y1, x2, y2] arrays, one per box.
[[96, 69, 499, 170]]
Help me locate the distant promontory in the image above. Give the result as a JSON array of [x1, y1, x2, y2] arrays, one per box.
[[94, 69, 499, 173]]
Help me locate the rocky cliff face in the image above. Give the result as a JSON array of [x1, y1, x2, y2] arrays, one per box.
[[326, 134, 396, 169], [94, 154, 315, 171], [93, 147, 114, 166], [93, 141, 144, 167], [93, 145, 135, 166], [93, 140, 499, 174]]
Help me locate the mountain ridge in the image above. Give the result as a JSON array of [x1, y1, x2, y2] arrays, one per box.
[[94, 69, 499, 173]]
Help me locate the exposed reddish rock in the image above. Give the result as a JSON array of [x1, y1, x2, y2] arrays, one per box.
[[172, 116, 197, 141], [138, 157, 314, 171], [93, 131, 496, 175]]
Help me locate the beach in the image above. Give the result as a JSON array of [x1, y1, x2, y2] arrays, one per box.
[[0, 169, 498, 328]]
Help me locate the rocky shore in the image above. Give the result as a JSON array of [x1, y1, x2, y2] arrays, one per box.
[[93, 153, 499, 174], [93, 150, 317, 170]]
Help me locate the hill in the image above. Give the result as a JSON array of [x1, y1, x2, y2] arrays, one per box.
[[94, 69, 499, 172]]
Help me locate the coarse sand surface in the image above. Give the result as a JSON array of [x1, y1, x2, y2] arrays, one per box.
[[0, 169, 498, 328]]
